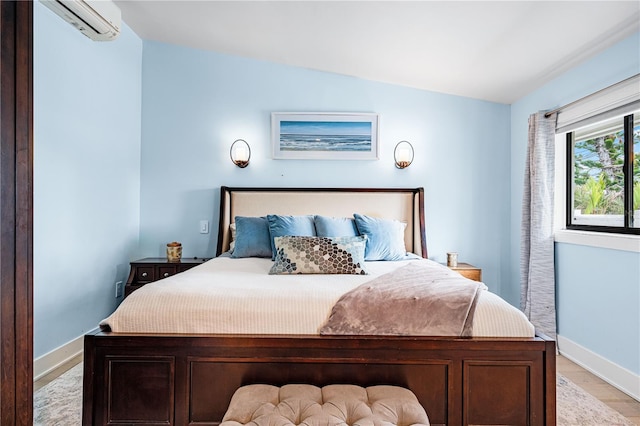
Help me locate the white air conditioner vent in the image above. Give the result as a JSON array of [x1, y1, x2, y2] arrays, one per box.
[[41, 0, 121, 41]]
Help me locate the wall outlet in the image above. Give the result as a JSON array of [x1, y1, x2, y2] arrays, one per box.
[[200, 220, 209, 234], [115, 281, 123, 298]]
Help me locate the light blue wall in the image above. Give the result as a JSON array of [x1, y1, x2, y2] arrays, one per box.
[[510, 32, 640, 374], [33, 2, 143, 358], [139, 41, 512, 295], [556, 244, 639, 374]]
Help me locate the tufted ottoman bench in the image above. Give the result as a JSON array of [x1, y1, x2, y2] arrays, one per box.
[[220, 384, 430, 426]]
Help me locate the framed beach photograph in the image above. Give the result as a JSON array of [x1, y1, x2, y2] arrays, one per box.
[[271, 112, 379, 160]]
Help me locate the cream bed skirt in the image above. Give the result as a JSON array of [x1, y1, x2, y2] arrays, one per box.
[[101, 257, 535, 337]]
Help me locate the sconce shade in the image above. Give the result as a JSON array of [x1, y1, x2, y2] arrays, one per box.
[[230, 139, 251, 168], [394, 140, 414, 169]]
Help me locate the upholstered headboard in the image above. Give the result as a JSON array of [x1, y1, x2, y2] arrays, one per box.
[[216, 187, 427, 258]]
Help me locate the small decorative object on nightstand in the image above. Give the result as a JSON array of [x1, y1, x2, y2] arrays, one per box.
[[166, 241, 182, 262], [124, 257, 208, 298], [447, 262, 482, 282]]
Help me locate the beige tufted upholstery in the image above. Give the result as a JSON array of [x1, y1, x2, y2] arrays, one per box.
[[220, 384, 430, 426]]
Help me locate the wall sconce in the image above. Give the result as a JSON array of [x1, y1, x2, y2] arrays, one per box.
[[230, 139, 251, 168], [394, 141, 414, 169]]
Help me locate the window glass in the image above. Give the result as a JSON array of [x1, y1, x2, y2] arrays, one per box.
[[634, 113, 640, 228], [572, 115, 625, 226]]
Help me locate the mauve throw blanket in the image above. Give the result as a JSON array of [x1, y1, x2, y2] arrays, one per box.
[[320, 262, 487, 337]]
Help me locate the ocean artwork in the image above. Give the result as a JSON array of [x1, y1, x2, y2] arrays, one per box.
[[272, 113, 379, 160], [280, 121, 372, 152]]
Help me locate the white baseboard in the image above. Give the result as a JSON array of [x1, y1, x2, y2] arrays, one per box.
[[558, 334, 640, 401], [33, 328, 97, 381]]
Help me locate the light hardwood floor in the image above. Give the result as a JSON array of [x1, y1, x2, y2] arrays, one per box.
[[33, 354, 640, 424], [557, 355, 640, 425]]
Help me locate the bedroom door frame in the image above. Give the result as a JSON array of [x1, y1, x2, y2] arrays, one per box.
[[0, 1, 33, 425]]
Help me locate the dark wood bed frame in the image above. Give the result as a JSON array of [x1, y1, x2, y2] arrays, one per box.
[[82, 187, 556, 426]]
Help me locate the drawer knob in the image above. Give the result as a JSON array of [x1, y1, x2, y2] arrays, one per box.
[[163, 272, 169, 277], [141, 272, 148, 277]]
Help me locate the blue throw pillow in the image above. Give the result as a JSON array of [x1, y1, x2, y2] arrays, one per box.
[[353, 213, 407, 261], [314, 215, 358, 237], [267, 214, 316, 260], [230, 216, 272, 258]]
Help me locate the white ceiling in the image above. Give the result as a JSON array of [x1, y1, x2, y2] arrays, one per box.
[[114, 1, 640, 104]]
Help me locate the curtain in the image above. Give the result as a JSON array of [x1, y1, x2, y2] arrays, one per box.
[[520, 111, 557, 340]]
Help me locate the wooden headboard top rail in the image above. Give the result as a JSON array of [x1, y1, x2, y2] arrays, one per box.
[[216, 187, 427, 258]]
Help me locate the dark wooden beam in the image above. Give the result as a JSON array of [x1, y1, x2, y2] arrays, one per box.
[[0, 1, 33, 424]]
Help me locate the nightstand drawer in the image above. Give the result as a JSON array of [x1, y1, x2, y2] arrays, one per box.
[[446, 262, 482, 282], [125, 257, 209, 298], [178, 263, 195, 272], [135, 266, 155, 283], [457, 268, 482, 282], [158, 266, 177, 279]]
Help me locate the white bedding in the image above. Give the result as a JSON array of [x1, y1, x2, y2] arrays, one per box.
[[101, 257, 535, 337]]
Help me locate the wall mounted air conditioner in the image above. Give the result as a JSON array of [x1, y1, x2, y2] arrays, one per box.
[[41, 0, 121, 41]]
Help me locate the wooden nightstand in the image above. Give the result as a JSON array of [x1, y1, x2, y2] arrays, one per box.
[[447, 262, 482, 282], [124, 257, 209, 298]]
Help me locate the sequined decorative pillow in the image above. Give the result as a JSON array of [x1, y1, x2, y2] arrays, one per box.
[[269, 236, 368, 275]]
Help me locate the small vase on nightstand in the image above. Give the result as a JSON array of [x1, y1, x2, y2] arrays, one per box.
[[166, 242, 182, 263]]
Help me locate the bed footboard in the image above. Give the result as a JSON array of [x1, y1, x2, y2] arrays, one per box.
[[82, 332, 555, 426]]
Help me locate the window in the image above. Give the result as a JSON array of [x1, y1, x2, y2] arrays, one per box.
[[566, 110, 639, 234]]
